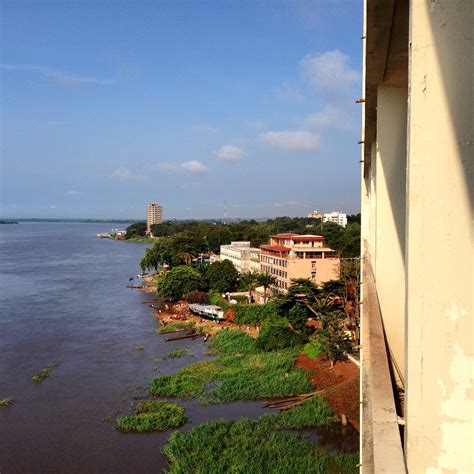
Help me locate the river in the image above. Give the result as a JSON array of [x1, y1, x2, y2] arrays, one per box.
[[0, 222, 357, 473]]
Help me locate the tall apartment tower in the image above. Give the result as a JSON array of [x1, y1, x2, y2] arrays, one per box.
[[146, 202, 163, 234]]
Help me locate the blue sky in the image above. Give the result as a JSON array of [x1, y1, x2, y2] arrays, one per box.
[[1, 0, 362, 220]]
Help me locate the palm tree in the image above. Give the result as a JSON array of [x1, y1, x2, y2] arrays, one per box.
[[256, 272, 277, 304], [240, 271, 259, 303]]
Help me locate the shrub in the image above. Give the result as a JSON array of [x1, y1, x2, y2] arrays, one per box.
[[234, 301, 279, 326], [256, 320, 307, 352], [0, 398, 13, 407], [185, 290, 209, 304], [208, 291, 229, 310], [116, 401, 187, 432], [303, 341, 324, 360]]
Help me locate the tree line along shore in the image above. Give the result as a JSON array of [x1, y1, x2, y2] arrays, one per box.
[[115, 216, 361, 473]]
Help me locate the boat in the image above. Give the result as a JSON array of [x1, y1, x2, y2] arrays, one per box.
[[188, 304, 225, 321]]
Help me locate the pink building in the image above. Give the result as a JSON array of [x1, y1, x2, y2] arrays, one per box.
[[259, 233, 340, 291]]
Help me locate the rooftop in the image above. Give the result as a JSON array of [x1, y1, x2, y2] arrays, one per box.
[[260, 244, 291, 253]]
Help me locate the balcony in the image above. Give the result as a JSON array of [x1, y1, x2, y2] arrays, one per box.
[[361, 253, 406, 472]]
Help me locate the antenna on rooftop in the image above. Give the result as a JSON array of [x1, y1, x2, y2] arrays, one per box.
[[223, 200, 228, 225]]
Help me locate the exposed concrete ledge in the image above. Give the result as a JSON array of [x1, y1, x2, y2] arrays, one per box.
[[361, 253, 406, 473]]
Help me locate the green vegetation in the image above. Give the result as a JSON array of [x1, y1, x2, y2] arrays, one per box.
[[234, 301, 279, 326], [149, 339, 311, 402], [156, 266, 205, 300], [116, 400, 187, 433], [205, 259, 239, 293], [208, 291, 229, 310], [0, 398, 13, 407], [167, 349, 190, 358], [256, 318, 307, 352], [156, 322, 195, 333], [303, 341, 324, 360], [125, 222, 147, 239], [163, 416, 358, 474], [32, 360, 62, 383], [208, 328, 258, 354]]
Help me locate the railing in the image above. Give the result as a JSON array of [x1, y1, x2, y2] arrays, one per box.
[[361, 252, 406, 473]]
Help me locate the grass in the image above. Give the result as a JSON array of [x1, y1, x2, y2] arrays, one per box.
[[156, 322, 195, 333], [167, 349, 190, 358], [261, 396, 337, 430], [116, 400, 187, 433], [32, 360, 62, 383], [208, 328, 258, 355], [0, 398, 13, 407], [303, 341, 324, 360], [163, 417, 358, 474], [149, 347, 312, 402]]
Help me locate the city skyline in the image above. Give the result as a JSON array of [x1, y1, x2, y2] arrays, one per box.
[[2, 1, 362, 219]]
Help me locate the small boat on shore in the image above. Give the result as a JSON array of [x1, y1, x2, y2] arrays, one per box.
[[188, 304, 225, 321]]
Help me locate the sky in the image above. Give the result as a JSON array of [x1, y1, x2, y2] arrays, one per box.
[[1, 0, 363, 220]]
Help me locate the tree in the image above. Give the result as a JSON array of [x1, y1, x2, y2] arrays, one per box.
[[155, 266, 205, 300], [311, 311, 351, 368], [239, 271, 259, 303], [125, 222, 147, 239], [287, 304, 310, 332], [205, 260, 239, 294], [256, 272, 277, 304], [255, 318, 306, 351]]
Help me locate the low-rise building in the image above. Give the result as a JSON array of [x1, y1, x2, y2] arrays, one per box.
[[307, 210, 322, 219], [323, 211, 347, 227], [259, 233, 340, 291], [220, 241, 260, 273]]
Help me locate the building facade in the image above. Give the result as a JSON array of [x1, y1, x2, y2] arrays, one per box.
[[220, 241, 260, 273], [307, 210, 322, 219], [323, 211, 347, 227], [360, 1, 472, 472], [146, 202, 163, 234], [259, 233, 340, 290]]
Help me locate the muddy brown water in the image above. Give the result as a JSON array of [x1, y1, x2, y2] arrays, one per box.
[[0, 223, 357, 473]]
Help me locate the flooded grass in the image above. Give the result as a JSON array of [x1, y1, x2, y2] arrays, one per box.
[[163, 417, 358, 474], [32, 360, 62, 383], [116, 401, 187, 433], [156, 322, 195, 334], [167, 349, 190, 359], [149, 349, 311, 402], [0, 398, 13, 407]]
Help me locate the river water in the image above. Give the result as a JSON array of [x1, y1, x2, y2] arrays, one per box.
[[0, 223, 357, 473]]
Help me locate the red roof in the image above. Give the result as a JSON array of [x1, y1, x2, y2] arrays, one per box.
[[292, 235, 324, 242], [271, 233, 298, 238], [260, 244, 290, 253]]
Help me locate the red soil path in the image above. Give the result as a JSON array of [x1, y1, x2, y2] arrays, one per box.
[[295, 354, 360, 431]]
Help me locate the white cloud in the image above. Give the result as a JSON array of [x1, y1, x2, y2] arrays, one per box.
[[275, 81, 304, 102], [259, 130, 321, 153], [213, 145, 246, 162], [1, 64, 117, 86], [181, 160, 208, 173], [302, 104, 353, 131], [151, 160, 208, 174], [300, 50, 359, 96], [65, 190, 81, 196], [192, 124, 219, 134], [110, 166, 146, 182]]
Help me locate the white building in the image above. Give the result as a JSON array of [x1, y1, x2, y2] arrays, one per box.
[[220, 241, 260, 274], [323, 211, 347, 227], [307, 210, 322, 219], [146, 202, 163, 234]]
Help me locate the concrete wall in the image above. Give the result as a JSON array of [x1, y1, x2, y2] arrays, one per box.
[[374, 86, 407, 382], [404, 1, 473, 472]]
